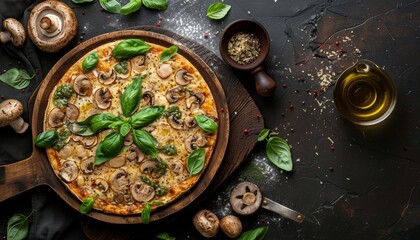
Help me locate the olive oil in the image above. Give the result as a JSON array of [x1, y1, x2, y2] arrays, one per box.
[[334, 60, 397, 126]]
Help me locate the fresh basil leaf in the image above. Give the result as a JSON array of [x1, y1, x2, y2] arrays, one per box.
[[132, 129, 157, 158], [53, 83, 74, 108], [72, 0, 95, 3], [258, 128, 270, 142], [237, 226, 268, 240], [194, 114, 217, 133], [141, 202, 151, 224], [80, 195, 96, 214], [187, 148, 205, 175], [207, 2, 231, 20], [121, 0, 142, 15], [112, 39, 151, 59], [94, 132, 124, 165], [52, 130, 71, 150], [160, 45, 178, 62], [266, 137, 293, 171], [34, 129, 58, 148], [90, 113, 121, 133], [99, 0, 121, 13], [114, 61, 129, 74], [7, 209, 35, 240], [0, 68, 35, 90], [67, 114, 98, 136], [155, 232, 175, 240], [82, 51, 98, 72], [143, 0, 168, 10], [120, 123, 131, 136], [131, 106, 165, 128], [121, 76, 143, 116]]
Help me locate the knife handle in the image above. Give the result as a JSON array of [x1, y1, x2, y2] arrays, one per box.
[[261, 197, 305, 223]]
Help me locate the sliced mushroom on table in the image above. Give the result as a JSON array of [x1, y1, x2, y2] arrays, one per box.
[[0, 18, 26, 47], [48, 107, 65, 128], [156, 63, 173, 79], [131, 54, 146, 73], [65, 104, 79, 123], [28, 0, 78, 52], [0, 99, 29, 134], [58, 160, 78, 183], [186, 92, 206, 109], [193, 209, 220, 238], [166, 86, 186, 103], [93, 88, 113, 110], [130, 180, 155, 203], [98, 69, 117, 85], [220, 215, 242, 238], [109, 168, 129, 193], [73, 74, 92, 96]]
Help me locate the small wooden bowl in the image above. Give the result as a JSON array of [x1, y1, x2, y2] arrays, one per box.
[[220, 19, 276, 96]]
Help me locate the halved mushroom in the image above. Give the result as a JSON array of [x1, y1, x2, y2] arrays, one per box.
[[80, 157, 94, 174], [66, 104, 79, 123], [131, 181, 155, 203], [98, 69, 117, 85], [131, 54, 146, 73], [193, 209, 220, 238], [48, 108, 65, 128], [186, 92, 206, 109], [58, 160, 78, 183], [127, 145, 145, 163], [171, 160, 184, 175], [175, 69, 195, 86], [184, 116, 197, 128], [142, 91, 155, 106], [166, 86, 186, 103], [109, 168, 129, 193], [108, 155, 126, 168], [141, 160, 157, 174], [156, 63, 173, 79], [94, 88, 113, 110], [229, 181, 262, 216], [185, 135, 209, 153], [93, 178, 109, 193], [124, 132, 133, 146], [167, 115, 184, 130], [73, 74, 92, 96]]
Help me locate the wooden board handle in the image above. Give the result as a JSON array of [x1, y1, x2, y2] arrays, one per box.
[[0, 154, 43, 202]]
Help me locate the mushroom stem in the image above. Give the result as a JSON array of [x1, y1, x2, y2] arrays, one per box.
[[39, 14, 62, 37], [9, 117, 29, 134], [0, 31, 11, 43]]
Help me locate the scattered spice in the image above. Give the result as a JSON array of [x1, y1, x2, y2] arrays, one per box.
[[313, 90, 318, 97], [256, 114, 261, 119], [100, 7, 104, 12], [203, 33, 209, 39], [227, 31, 260, 65], [244, 129, 249, 134], [156, 23, 161, 27], [339, 48, 344, 53], [289, 104, 294, 110], [329, 167, 334, 172], [335, 41, 340, 46], [220, 107, 224, 113], [330, 145, 335, 151], [159, 17, 163, 21], [282, 83, 287, 88]]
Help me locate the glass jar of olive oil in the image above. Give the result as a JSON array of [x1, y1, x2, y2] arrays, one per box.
[[334, 59, 397, 126]]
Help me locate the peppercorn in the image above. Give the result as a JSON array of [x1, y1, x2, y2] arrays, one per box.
[[244, 129, 249, 134]]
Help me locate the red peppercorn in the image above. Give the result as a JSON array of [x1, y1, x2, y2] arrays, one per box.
[[313, 90, 318, 97], [82, 11, 86, 15], [100, 7, 104, 12], [282, 83, 287, 88], [159, 17, 163, 21], [220, 107, 224, 113], [330, 145, 335, 151], [289, 104, 294, 110], [339, 48, 344, 53], [203, 33, 209, 39], [156, 23, 161, 27], [0, 95, 5, 99], [244, 129, 249, 134], [256, 114, 261, 119], [320, 87, 325, 92], [335, 41, 340, 46], [21, 89, 25, 93]]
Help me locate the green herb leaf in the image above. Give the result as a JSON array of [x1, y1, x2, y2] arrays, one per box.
[[72, 0, 95, 3], [194, 114, 217, 133], [99, 0, 121, 13], [53, 83, 74, 108], [131, 106, 165, 128], [94, 132, 124, 165], [121, 0, 142, 15], [155, 232, 176, 240], [187, 148, 206, 175], [120, 123, 131, 136], [90, 113, 121, 133], [236, 226, 268, 240], [121, 76, 143, 116], [163, 105, 181, 119], [82, 51, 99, 72], [34, 129, 58, 148], [114, 61, 129, 74], [266, 137, 293, 171], [157, 144, 177, 156], [258, 128, 270, 142], [154, 158, 167, 177], [80, 195, 97, 214], [141, 202, 151, 224], [132, 129, 157, 158], [207, 2, 231, 20], [67, 114, 98, 136], [140, 175, 168, 196], [112, 39, 151, 59], [52, 129, 71, 150], [0, 68, 35, 90], [7, 209, 35, 240], [160, 45, 178, 62], [143, 0, 168, 10]]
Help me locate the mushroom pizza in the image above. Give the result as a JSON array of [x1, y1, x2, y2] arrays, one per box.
[[38, 39, 219, 215]]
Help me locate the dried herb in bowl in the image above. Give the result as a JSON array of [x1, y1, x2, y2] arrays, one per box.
[[227, 31, 261, 65]]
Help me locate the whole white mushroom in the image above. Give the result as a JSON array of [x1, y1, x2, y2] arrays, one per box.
[[0, 18, 26, 47], [0, 99, 29, 134]]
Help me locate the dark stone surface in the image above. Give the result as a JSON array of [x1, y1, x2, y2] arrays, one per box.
[[0, 0, 419, 239]]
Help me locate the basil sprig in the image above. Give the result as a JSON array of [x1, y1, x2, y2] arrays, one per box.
[[258, 129, 293, 171], [99, 0, 121, 13], [80, 195, 97, 214], [160, 45, 178, 62], [95, 132, 124, 165], [0, 68, 35, 90], [112, 39, 151, 59], [121, 76, 143, 116], [7, 209, 36, 240], [131, 106, 165, 128], [120, 0, 142, 15], [143, 0, 168, 10], [133, 129, 158, 158], [82, 51, 99, 72], [237, 226, 268, 240], [141, 201, 164, 224], [194, 114, 217, 133], [187, 148, 206, 175], [34, 129, 58, 148], [207, 2, 231, 20]]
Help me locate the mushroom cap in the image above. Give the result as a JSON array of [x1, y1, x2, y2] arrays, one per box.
[[220, 215, 242, 238], [230, 181, 263, 216], [28, 0, 78, 52], [193, 209, 220, 238], [2, 18, 26, 46], [0, 99, 24, 127]]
